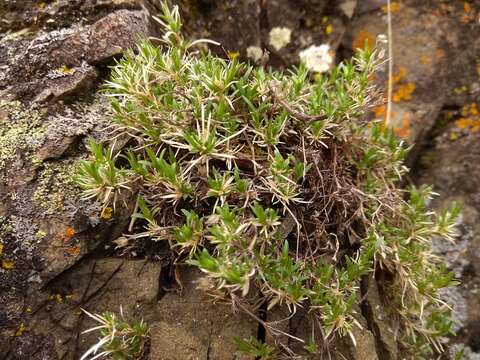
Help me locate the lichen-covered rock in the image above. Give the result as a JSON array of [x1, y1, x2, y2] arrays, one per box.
[[14, 258, 161, 360], [346, 1, 480, 157], [1, 8, 151, 102], [414, 123, 480, 356], [0, 97, 137, 357], [0, 0, 140, 34], [0, 2, 154, 356]]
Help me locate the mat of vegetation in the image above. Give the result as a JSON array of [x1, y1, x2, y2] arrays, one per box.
[[75, 2, 459, 358]]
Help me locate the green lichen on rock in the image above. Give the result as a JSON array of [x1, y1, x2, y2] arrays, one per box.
[[33, 161, 78, 215], [0, 216, 15, 240], [0, 100, 46, 180]]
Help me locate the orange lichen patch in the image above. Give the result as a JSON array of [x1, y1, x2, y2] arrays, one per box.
[[352, 30, 375, 50], [64, 227, 75, 239], [394, 113, 412, 138], [476, 62, 480, 77], [325, 24, 333, 35], [461, 102, 478, 116], [392, 66, 408, 83], [420, 56, 431, 66], [373, 105, 386, 118], [460, 2, 475, 23], [2, 258, 14, 270], [100, 206, 113, 220], [393, 83, 416, 103], [67, 246, 81, 257], [455, 103, 480, 133], [435, 48, 446, 60], [57, 226, 76, 243], [381, 2, 402, 13]]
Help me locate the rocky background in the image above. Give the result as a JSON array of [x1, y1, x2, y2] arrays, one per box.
[[0, 0, 479, 359]]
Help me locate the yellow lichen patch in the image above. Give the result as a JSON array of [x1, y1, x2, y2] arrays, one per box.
[[2, 258, 14, 270], [454, 85, 468, 95], [381, 2, 402, 13], [352, 30, 375, 50], [393, 83, 416, 103], [449, 132, 459, 141], [0, 244, 3, 256], [304, 18, 314, 28], [35, 230, 47, 240], [227, 51, 240, 61], [15, 323, 26, 337], [325, 24, 333, 35], [50, 293, 64, 303], [455, 103, 480, 132], [101, 206, 113, 220], [58, 65, 75, 75], [394, 113, 412, 138]]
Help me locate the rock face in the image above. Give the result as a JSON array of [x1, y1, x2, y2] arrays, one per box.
[[414, 120, 480, 357], [149, 268, 257, 360], [345, 0, 480, 157], [15, 258, 161, 360], [1, 0, 479, 359], [0, 8, 150, 102], [0, 1, 152, 357]]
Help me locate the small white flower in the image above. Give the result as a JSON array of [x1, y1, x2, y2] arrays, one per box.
[[339, 0, 357, 18], [246, 46, 263, 62], [299, 44, 333, 73], [376, 34, 388, 44], [269, 27, 292, 51]]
